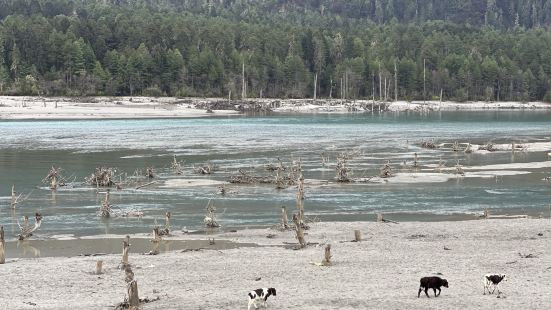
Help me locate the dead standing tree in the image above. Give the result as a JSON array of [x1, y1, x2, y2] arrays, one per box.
[[99, 189, 112, 218], [18, 213, 43, 240], [204, 201, 221, 228], [86, 167, 116, 187], [42, 166, 67, 190], [335, 153, 352, 182], [0, 226, 5, 264], [159, 211, 171, 236], [171, 155, 184, 175]]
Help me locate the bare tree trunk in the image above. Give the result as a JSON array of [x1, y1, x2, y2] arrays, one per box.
[[313, 73, 317, 103], [372, 74, 375, 113], [354, 230, 362, 242], [423, 59, 426, 104], [122, 235, 130, 267], [394, 60, 398, 102], [163, 211, 171, 235], [51, 175, 57, 190], [11, 185, 16, 209], [379, 63, 382, 101], [0, 226, 5, 264], [322, 244, 332, 266], [242, 62, 246, 100], [128, 280, 139, 308]]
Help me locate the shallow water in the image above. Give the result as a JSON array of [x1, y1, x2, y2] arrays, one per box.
[[1, 111, 551, 238]]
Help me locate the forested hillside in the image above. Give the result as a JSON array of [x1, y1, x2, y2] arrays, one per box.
[[1, 0, 551, 101]]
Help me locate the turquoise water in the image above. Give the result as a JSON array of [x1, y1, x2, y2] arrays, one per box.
[[1, 111, 550, 238]]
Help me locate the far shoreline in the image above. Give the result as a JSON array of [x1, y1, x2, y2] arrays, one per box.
[[1, 95, 551, 120]]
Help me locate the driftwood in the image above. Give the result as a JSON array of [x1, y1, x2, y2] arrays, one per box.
[[292, 213, 306, 248], [18, 213, 43, 240], [10, 185, 32, 210], [145, 167, 155, 179], [479, 142, 496, 152], [204, 201, 221, 228], [0, 226, 5, 264], [229, 169, 272, 184], [194, 162, 215, 175], [464, 143, 473, 154], [171, 155, 184, 175], [135, 181, 156, 190], [377, 213, 399, 224], [421, 140, 437, 149], [86, 167, 116, 187], [379, 161, 393, 178], [452, 141, 460, 152], [42, 166, 67, 190], [455, 161, 465, 176]]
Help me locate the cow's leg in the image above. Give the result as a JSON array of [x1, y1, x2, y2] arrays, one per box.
[[418, 287, 423, 298], [247, 299, 254, 310], [483, 284, 487, 295], [424, 287, 430, 298], [490, 285, 496, 295], [436, 288, 441, 297], [433, 288, 437, 297]]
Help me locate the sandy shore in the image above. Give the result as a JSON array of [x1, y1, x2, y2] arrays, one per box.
[[1, 219, 549, 309], [1, 96, 550, 120]]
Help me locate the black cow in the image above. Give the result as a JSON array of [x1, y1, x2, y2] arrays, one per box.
[[418, 276, 449, 298]]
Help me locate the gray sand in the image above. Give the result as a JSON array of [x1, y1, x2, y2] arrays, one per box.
[[0, 219, 550, 309]]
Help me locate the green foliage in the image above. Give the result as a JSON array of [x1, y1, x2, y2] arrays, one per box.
[[0, 0, 550, 100]]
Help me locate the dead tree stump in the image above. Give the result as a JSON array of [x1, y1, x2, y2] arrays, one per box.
[[0, 226, 5, 264], [96, 260, 103, 274], [122, 235, 130, 267], [292, 214, 306, 248], [128, 280, 139, 308], [322, 244, 332, 266], [281, 206, 289, 230], [354, 230, 362, 242]]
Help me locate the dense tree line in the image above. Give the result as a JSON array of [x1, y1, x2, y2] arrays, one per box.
[[1, 0, 551, 102]]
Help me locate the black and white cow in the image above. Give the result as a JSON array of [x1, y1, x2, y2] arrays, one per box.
[[247, 288, 276, 309], [483, 274, 507, 295], [418, 276, 449, 298]]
